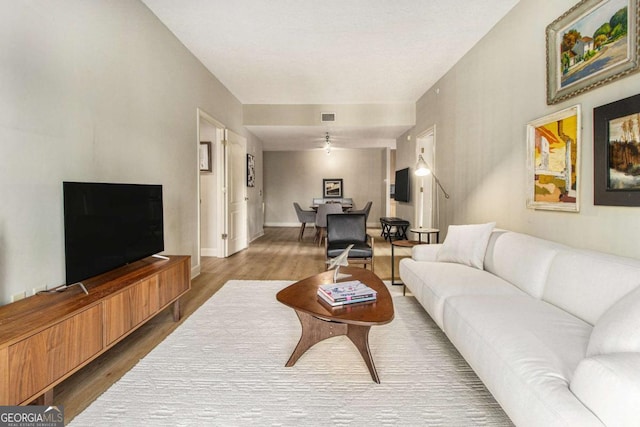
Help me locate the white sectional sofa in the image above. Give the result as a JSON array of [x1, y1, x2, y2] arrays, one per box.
[[399, 225, 640, 427]]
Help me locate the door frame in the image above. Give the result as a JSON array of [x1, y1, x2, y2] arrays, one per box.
[[415, 126, 436, 229], [196, 108, 227, 265]]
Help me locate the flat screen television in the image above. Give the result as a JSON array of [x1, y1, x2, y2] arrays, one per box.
[[394, 168, 410, 202], [63, 182, 164, 285]]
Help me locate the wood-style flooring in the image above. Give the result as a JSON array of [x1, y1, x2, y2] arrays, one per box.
[[54, 226, 410, 423]]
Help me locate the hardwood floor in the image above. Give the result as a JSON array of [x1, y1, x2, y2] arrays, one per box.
[[54, 226, 409, 423]]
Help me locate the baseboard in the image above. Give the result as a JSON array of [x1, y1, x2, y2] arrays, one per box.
[[264, 222, 299, 227], [201, 248, 218, 257], [191, 264, 201, 279], [249, 230, 265, 243]]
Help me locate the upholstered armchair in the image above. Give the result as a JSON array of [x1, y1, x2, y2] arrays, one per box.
[[325, 213, 374, 271]]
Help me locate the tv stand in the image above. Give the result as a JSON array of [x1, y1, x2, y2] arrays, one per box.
[[0, 255, 190, 406]]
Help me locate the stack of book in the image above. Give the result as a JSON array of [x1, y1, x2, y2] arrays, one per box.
[[317, 280, 377, 307]]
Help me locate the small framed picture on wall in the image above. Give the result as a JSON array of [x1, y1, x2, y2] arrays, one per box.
[[247, 153, 256, 187], [199, 141, 212, 172]]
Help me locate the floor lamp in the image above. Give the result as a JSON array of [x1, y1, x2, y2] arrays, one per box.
[[415, 154, 449, 229]]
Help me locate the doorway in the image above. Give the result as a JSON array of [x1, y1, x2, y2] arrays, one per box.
[[197, 109, 248, 262], [197, 109, 225, 261]]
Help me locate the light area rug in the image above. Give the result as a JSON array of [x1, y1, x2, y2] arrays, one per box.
[[69, 280, 513, 426]]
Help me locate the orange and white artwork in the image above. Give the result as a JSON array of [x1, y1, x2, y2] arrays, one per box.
[[527, 105, 581, 211]]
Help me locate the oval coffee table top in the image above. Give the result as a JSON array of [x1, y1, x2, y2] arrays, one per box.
[[276, 267, 394, 326]]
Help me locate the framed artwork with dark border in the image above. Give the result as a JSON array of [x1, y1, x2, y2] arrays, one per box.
[[323, 178, 343, 198], [526, 105, 581, 212], [594, 93, 640, 206], [546, 0, 639, 104], [199, 141, 212, 172], [246, 153, 256, 187]]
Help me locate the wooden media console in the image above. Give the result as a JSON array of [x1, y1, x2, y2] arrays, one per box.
[[0, 255, 191, 406]]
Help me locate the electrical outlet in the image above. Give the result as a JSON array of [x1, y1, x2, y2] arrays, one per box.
[[32, 285, 47, 295], [11, 291, 26, 302]]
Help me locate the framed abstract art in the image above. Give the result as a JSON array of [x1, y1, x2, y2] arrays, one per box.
[[526, 105, 581, 211]]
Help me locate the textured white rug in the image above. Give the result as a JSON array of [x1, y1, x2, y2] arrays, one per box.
[[69, 280, 512, 426]]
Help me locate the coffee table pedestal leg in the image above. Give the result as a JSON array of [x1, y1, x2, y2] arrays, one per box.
[[286, 310, 380, 383]]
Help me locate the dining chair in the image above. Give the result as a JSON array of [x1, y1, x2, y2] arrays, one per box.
[[293, 202, 317, 241], [350, 201, 372, 222], [315, 203, 343, 246], [325, 213, 374, 271]]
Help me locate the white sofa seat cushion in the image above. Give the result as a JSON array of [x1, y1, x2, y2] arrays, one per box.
[[570, 353, 640, 427], [543, 249, 640, 325], [399, 258, 525, 329], [443, 295, 601, 427]]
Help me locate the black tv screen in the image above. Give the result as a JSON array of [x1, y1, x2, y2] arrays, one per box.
[[63, 182, 164, 285], [394, 168, 410, 202]]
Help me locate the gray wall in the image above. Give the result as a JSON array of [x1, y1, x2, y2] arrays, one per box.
[[0, 0, 262, 303], [397, 0, 640, 258], [264, 149, 387, 227]]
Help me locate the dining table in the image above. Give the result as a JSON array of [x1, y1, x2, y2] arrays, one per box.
[[310, 204, 353, 212]]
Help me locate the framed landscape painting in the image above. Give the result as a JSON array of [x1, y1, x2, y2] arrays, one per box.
[[526, 105, 581, 211], [594, 93, 640, 205], [546, 0, 639, 104]]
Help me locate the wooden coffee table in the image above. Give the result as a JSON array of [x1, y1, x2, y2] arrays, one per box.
[[276, 267, 394, 383]]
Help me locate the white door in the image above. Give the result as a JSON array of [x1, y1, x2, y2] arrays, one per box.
[[225, 130, 248, 256]]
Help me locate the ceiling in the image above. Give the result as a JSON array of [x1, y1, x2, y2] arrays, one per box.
[[141, 0, 520, 150]]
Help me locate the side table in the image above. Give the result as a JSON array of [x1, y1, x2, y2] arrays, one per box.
[[410, 227, 440, 244], [390, 239, 421, 296]]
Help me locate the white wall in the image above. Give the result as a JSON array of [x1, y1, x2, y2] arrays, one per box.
[[264, 149, 387, 227], [0, 0, 261, 303], [399, 0, 640, 258]]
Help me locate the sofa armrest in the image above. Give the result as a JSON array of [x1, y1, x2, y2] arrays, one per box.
[[570, 353, 640, 427], [412, 244, 443, 262]]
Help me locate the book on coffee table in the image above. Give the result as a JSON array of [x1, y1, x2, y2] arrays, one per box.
[[317, 280, 377, 305], [317, 289, 377, 307]]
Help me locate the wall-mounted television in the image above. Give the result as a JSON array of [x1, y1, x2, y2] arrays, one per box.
[[394, 168, 410, 202], [63, 182, 164, 285]]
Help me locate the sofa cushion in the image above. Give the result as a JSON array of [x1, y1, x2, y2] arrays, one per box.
[[436, 222, 495, 270], [587, 285, 640, 356], [399, 258, 524, 329], [483, 230, 566, 298], [570, 353, 640, 427], [411, 243, 442, 262], [443, 295, 599, 427], [543, 249, 640, 325]]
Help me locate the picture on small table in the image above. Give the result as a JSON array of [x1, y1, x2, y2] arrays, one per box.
[[323, 178, 343, 198]]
